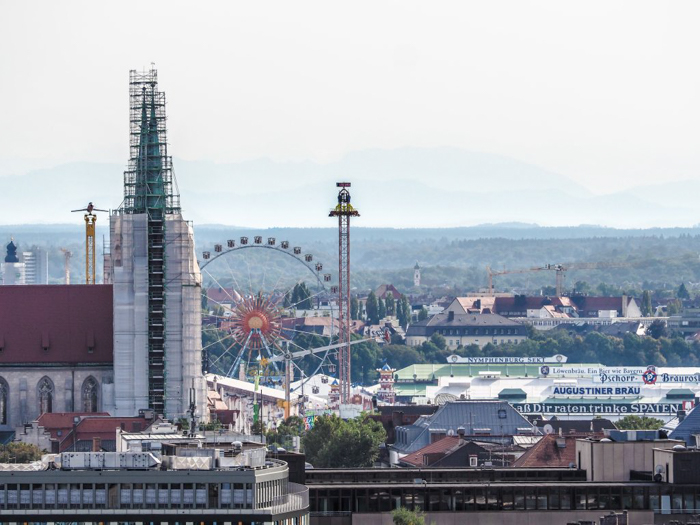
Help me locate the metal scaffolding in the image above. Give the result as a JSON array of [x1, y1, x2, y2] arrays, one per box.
[[106, 67, 207, 420], [329, 182, 359, 405], [122, 68, 180, 414], [123, 68, 180, 215]]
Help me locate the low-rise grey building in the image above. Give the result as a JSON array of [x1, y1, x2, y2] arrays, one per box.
[[405, 312, 527, 349]]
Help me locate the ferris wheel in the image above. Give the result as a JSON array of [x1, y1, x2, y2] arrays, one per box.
[[199, 235, 341, 391]]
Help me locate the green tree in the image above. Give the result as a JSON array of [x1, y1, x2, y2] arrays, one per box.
[[381, 344, 426, 369], [378, 297, 387, 320], [292, 282, 312, 310], [290, 283, 309, 310], [267, 416, 305, 448], [641, 290, 653, 317], [385, 294, 395, 316], [418, 307, 429, 321], [667, 299, 682, 316], [616, 415, 664, 430], [392, 507, 426, 525], [573, 281, 592, 295], [302, 414, 386, 468], [0, 442, 43, 463], [350, 335, 380, 383], [351, 296, 359, 320], [200, 420, 223, 431], [430, 332, 447, 351], [397, 294, 411, 328], [647, 320, 667, 339], [678, 283, 691, 300], [366, 291, 379, 324]]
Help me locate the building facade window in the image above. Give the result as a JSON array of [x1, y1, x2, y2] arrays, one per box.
[[82, 377, 99, 413], [38, 377, 54, 415]]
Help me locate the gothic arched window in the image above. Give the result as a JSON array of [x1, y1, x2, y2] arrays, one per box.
[[82, 377, 99, 413], [0, 378, 8, 425], [37, 377, 54, 415]]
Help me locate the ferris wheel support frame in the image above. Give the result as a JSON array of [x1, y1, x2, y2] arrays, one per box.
[[199, 238, 339, 411]]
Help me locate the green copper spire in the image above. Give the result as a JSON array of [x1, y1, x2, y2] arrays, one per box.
[[122, 68, 180, 215]]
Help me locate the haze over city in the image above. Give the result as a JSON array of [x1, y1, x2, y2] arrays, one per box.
[[2, 1, 700, 227]]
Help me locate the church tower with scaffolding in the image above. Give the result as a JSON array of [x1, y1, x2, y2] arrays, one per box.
[[104, 68, 206, 420]]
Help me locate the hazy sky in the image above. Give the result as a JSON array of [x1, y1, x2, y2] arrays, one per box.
[[1, 1, 700, 195]]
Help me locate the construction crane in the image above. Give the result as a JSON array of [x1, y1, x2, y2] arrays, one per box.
[[71, 203, 108, 284], [487, 261, 636, 296], [60, 248, 72, 284], [486, 265, 551, 295], [547, 261, 635, 297]]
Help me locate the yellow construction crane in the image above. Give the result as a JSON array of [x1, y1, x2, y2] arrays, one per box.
[[487, 261, 637, 296], [486, 265, 551, 295], [547, 261, 635, 297], [71, 202, 108, 284], [59, 248, 72, 284]]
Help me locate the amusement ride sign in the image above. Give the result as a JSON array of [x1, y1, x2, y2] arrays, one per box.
[[447, 354, 568, 364]]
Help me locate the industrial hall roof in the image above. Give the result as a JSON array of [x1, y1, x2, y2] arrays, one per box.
[[394, 363, 549, 382], [0, 285, 113, 365]]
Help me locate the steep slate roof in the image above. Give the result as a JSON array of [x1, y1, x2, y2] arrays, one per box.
[[406, 312, 523, 338], [399, 436, 462, 466], [393, 400, 540, 453], [597, 322, 644, 337], [493, 296, 552, 314], [513, 433, 580, 467], [0, 285, 113, 364], [668, 406, 700, 445]]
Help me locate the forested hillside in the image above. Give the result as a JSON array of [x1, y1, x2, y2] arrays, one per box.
[[3, 223, 700, 294]]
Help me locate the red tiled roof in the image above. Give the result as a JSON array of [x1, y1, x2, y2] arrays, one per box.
[[571, 296, 624, 313], [59, 416, 149, 452], [400, 436, 461, 467], [375, 285, 402, 300], [37, 412, 109, 439], [0, 285, 113, 364], [512, 434, 582, 468]]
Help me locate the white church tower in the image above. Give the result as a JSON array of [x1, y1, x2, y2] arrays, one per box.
[[104, 68, 207, 421], [413, 262, 421, 287]]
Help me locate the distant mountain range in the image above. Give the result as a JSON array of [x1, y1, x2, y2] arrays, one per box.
[[0, 147, 697, 228]]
